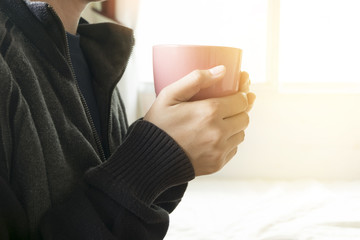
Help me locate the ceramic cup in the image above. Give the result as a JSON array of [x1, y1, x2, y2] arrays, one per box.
[[153, 44, 242, 100]]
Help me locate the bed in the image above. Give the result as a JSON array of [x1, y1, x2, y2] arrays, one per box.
[[165, 179, 360, 240]]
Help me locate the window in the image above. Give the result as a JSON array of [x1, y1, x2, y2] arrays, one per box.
[[278, 0, 360, 92]]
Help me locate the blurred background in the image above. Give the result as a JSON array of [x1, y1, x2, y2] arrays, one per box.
[[82, 0, 360, 181]]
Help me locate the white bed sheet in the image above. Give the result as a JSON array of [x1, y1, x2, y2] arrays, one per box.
[[165, 179, 360, 240]]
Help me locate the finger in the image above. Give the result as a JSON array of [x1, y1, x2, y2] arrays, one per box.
[[215, 91, 248, 118], [240, 82, 250, 93], [223, 113, 249, 137], [239, 71, 250, 93], [224, 147, 238, 165], [160, 65, 226, 104], [227, 130, 245, 147], [246, 92, 256, 113]]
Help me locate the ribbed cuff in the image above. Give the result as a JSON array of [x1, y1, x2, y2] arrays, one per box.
[[85, 120, 195, 208]]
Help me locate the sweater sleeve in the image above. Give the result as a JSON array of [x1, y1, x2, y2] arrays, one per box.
[[40, 120, 195, 239], [85, 120, 194, 211], [86, 119, 195, 228]]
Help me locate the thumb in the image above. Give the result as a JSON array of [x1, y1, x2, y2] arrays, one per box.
[[160, 65, 226, 103]]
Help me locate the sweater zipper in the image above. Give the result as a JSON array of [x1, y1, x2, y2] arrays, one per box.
[[48, 6, 106, 162], [66, 43, 107, 162]]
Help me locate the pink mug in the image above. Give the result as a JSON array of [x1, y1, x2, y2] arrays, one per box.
[[153, 44, 242, 100]]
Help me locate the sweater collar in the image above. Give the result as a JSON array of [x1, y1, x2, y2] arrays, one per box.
[[1, 0, 135, 87], [25, 0, 69, 57], [0, 0, 72, 77]]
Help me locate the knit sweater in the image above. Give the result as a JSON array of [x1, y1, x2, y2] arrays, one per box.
[[0, 0, 195, 239]]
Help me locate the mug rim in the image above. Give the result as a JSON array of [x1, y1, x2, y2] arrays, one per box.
[[153, 44, 242, 52]]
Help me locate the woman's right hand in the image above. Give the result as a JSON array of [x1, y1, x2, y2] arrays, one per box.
[[144, 66, 254, 176]]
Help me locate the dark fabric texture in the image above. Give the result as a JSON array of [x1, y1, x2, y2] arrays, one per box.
[[66, 32, 105, 155], [0, 0, 195, 239]]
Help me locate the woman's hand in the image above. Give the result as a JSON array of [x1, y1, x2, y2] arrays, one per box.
[[144, 66, 255, 176]]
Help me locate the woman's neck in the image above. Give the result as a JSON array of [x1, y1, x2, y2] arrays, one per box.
[[34, 0, 88, 34]]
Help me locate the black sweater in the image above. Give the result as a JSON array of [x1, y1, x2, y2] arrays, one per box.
[[0, 0, 195, 239]]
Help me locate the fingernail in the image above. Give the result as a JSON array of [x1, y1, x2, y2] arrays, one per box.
[[209, 65, 226, 76]]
